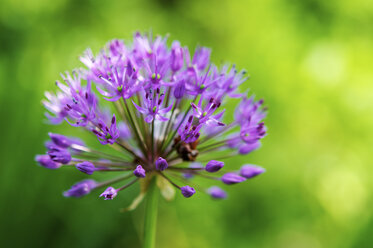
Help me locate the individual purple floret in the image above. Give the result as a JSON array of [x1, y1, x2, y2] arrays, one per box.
[[235, 97, 266, 126], [181, 186, 196, 198], [207, 186, 227, 199], [133, 165, 146, 178], [132, 88, 173, 123], [221, 173, 246, 185], [240, 122, 266, 144], [205, 160, 224, 173], [92, 115, 119, 145], [191, 97, 225, 127], [155, 157, 168, 171], [178, 115, 202, 143], [184, 66, 218, 96], [226, 136, 261, 155], [173, 80, 186, 99], [212, 64, 248, 99], [95, 62, 141, 101], [170, 41, 184, 72], [185, 46, 211, 71], [36, 32, 268, 205], [63, 179, 97, 198], [240, 164, 266, 179], [100, 187, 118, 200], [76, 161, 96, 175], [57, 72, 98, 127]]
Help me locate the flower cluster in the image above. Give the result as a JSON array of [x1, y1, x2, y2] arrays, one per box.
[[36, 32, 267, 206]]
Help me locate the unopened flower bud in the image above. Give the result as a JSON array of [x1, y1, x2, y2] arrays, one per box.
[[155, 157, 168, 171], [205, 160, 224, 173], [47, 147, 71, 164], [49, 133, 73, 148], [63, 179, 97, 198], [133, 165, 146, 178], [240, 164, 265, 179], [221, 173, 246, 185], [35, 155, 61, 169], [181, 186, 196, 198], [207, 186, 227, 199], [76, 161, 96, 175]]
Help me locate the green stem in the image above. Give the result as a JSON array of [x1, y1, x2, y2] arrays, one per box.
[[143, 177, 159, 248]]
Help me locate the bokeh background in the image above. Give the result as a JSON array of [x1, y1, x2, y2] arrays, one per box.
[[1, 0, 373, 247]]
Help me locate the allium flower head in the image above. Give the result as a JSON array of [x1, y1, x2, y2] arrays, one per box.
[[35, 32, 268, 207]]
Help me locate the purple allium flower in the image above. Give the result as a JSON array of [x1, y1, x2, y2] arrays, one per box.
[[35, 155, 61, 169], [240, 164, 266, 179], [100, 187, 118, 200], [36, 32, 268, 205], [207, 186, 227, 199], [76, 161, 96, 175], [181, 186, 196, 198], [221, 173, 246, 185], [63, 179, 97, 198], [155, 157, 168, 171], [133, 165, 146, 178], [205, 160, 224, 173]]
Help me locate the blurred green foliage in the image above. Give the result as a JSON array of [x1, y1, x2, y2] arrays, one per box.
[[1, 0, 373, 247]]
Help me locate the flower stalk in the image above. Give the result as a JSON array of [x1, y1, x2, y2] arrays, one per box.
[[143, 177, 159, 248]]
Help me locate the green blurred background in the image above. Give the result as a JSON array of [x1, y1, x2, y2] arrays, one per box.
[[1, 0, 373, 247]]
